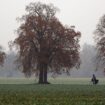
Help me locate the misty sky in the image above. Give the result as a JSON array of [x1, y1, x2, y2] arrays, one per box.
[[0, 0, 105, 51]]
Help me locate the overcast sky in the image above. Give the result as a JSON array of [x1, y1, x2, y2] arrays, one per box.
[[0, 0, 105, 51]]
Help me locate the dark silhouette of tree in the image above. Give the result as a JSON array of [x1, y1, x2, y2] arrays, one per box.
[[0, 46, 6, 66], [13, 2, 81, 84], [94, 15, 105, 72]]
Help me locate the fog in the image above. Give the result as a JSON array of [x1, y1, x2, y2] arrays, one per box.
[[70, 44, 104, 77], [0, 44, 104, 78], [0, 52, 24, 77], [0, 0, 105, 50], [0, 0, 105, 77]]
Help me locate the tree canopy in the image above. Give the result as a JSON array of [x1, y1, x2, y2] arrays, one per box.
[[94, 15, 105, 72], [13, 2, 81, 84]]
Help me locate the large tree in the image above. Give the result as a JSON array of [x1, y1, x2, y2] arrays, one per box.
[[94, 15, 105, 72], [13, 2, 81, 84]]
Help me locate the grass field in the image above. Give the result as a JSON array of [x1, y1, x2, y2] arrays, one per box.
[[0, 77, 105, 105]]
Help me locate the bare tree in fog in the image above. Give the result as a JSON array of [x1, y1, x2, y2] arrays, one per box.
[[94, 15, 105, 74]]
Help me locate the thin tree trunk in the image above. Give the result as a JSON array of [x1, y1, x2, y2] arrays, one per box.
[[43, 64, 47, 83], [44, 69, 47, 83], [38, 64, 44, 84], [43, 64, 50, 84]]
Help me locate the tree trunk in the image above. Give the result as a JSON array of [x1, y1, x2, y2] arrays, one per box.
[[43, 64, 50, 84], [38, 63, 50, 84], [38, 64, 44, 84]]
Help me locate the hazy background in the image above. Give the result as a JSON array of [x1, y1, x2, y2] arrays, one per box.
[[0, 0, 105, 77], [0, 44, 104, 77], [0, 0, 105, 51]]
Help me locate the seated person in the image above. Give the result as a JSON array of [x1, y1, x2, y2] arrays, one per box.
[[91, 74, 99, 84]]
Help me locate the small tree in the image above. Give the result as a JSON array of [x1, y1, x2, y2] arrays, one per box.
[[0, 46, 6, 66], [13, 2, 81, 84], [94, 15, 105, 72]]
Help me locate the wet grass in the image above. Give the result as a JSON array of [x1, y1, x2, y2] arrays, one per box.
[[0, 78, 105, 105]]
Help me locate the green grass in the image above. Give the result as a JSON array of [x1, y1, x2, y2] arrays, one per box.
[[0, 77, 105, 84], [0, 78, 105, 105]]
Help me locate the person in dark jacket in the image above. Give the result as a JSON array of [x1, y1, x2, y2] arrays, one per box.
[[91, 74, 99, 84]]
